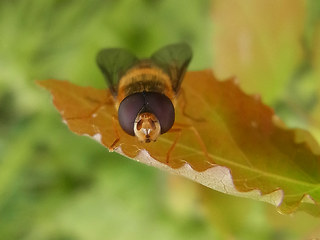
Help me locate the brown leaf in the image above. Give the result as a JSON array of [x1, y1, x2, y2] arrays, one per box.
[[37, 70, 320, 216]]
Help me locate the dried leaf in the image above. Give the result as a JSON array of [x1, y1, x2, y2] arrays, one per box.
[[37, 70, 320, 216]]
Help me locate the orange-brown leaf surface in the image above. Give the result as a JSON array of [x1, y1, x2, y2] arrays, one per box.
[[37, 70, 320, 215]]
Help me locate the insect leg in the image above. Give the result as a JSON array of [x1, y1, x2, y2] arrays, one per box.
[[167, 122, 211, 164], [165, 127, 182, 164], [178, 88, 205, 122], [109, 115, 121, 150], [65, 95, 114, 120]]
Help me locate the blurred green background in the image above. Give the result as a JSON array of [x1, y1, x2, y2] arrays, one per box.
[[0, 0, 320, 239]]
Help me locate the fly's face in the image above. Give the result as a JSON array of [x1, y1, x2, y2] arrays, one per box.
[[97, 43, 192, 143], [134, 112, 160, 143], [117, 91, 175, 143]]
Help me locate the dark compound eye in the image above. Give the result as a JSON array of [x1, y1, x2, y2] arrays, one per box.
[[144, 92, 175, 134], [118, 92, 175, 136], [118, 93, 145, 136]]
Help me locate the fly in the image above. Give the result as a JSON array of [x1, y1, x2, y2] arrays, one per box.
[[96, 43, 192, 143]]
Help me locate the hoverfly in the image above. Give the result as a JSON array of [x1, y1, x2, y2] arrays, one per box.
[[96, 43, 192, 143]]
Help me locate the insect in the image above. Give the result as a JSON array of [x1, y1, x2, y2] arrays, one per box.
[[96, 43, 192, 143]]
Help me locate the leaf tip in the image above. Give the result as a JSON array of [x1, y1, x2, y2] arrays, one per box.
[[231, 77, 240, 85]]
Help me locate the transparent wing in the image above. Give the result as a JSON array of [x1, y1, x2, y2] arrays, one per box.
[[96, 48, 139, 96], [151, 42, 192, 93]]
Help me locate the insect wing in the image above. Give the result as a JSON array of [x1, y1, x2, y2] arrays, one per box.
[[96, 48, 139, 96], [151, 43, 192, 93]]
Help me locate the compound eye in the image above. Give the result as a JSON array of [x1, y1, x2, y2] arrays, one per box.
[[118, 93, 145, 135], [144, 92, 175, 134]]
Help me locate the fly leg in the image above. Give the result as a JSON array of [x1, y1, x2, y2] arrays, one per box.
[[63, 94, 120, 151], [166, 122, 211, 164], [165, 127, 182, 164], [178, 88, 205, 122], [109, 115, 121, 150], [165, 88, 209, 164], [65, 95, 114, 120]]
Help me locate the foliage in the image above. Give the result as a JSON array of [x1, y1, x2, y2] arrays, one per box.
[[1, 0, 320, 239]]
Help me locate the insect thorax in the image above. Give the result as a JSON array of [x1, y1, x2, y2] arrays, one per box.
[[117, 62, 174, 104]]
